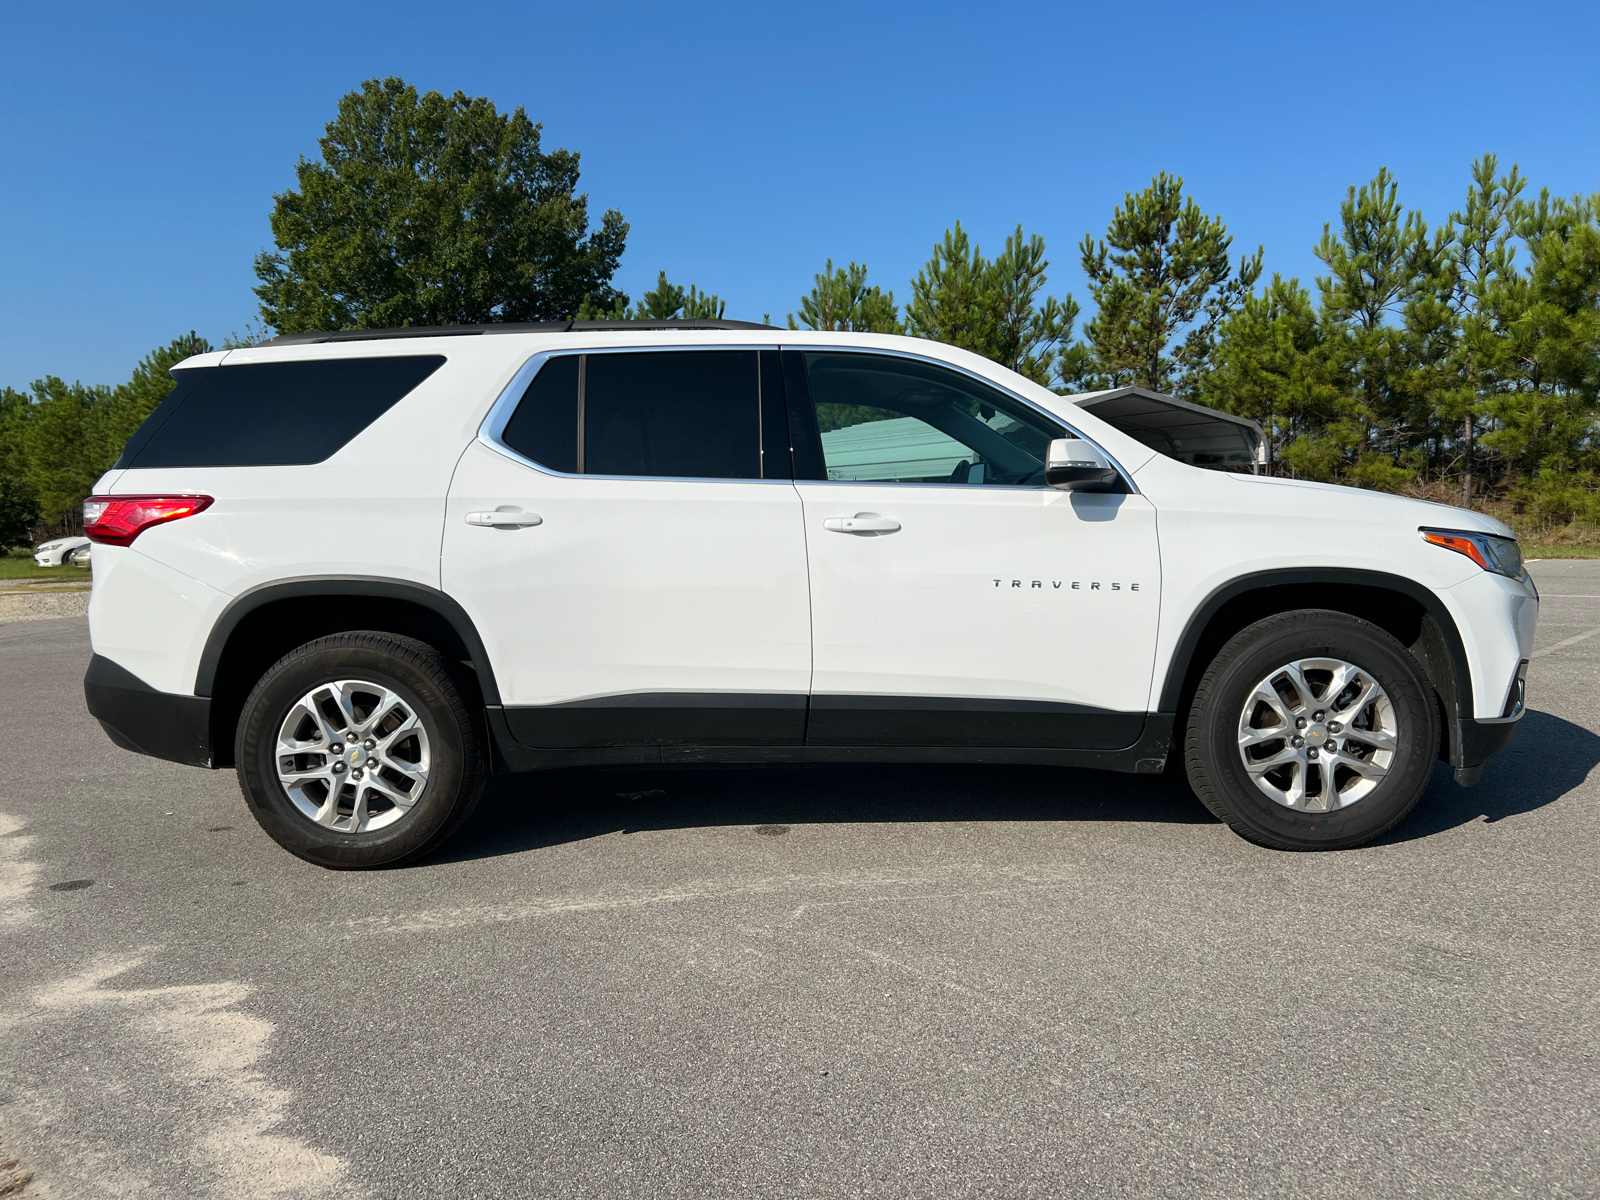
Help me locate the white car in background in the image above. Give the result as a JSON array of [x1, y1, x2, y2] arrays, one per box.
[[34, 536, 90, 566], [79, 320, 1538, 868]]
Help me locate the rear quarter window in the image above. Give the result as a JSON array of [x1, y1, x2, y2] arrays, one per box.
[[116, 355, 446, 469]]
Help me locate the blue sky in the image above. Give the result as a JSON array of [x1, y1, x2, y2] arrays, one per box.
[[5, 0, 1599, 387]]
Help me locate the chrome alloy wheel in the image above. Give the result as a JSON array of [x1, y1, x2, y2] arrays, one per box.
[[275, 679, 432, 833], [1236, 657, 1398, 812]]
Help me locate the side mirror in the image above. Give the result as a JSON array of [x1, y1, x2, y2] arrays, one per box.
[[1045, 437, 1121, 492]]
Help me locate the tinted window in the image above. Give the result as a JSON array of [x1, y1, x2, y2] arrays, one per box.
[[120, 356, 445, 469], [501, 351, 763, 479], [803, 352, 1062, 486], [500, 354, 578, 473], [584, 351, 760, 479], [113, 368, 212, 468]]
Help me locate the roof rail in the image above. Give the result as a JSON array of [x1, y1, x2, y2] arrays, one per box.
[[259, 318, 778, 347]]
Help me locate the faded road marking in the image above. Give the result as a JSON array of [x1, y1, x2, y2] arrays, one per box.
[[0, 812, 40, 926], [342, 865, 1093, 938], [1532, 624, 1600, 659], [14, 955, 349, 1199]]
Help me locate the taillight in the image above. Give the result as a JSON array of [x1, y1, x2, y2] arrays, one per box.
[[83, 495, 213, 546]]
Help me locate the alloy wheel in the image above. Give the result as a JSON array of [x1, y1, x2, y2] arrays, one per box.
[[1236, 657, 1398, 811], [275, 679, 431, 833]]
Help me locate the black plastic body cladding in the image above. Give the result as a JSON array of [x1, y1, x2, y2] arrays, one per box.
[[84, 654, 213, 768]]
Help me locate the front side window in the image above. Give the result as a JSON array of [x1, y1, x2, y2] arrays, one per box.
[[802, 352, 1062, 486], [501, 350, 762, 480]]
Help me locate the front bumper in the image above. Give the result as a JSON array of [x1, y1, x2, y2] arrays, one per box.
[[84, 654, 213, 768]]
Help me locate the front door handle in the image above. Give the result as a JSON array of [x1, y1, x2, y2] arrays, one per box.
[[465, 509, 543, 528], [823, 513, 901, 535]]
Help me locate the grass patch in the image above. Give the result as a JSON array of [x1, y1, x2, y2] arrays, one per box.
[[0, 559, 84, 580], [1525, 543, 1600, 559], [0, 548, 86, 580]]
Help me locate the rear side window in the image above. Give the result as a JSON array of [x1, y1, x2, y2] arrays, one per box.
[[499, 350, 762, 480], [500, 354, 578, 474], [116, 355, 446, 469]]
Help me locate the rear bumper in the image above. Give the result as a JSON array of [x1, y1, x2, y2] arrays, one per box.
[[1451, 715, 1522, 787], [84, 654, 213, 768]]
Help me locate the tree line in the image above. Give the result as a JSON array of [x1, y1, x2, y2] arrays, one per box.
[[3, 77, 1596, 549]]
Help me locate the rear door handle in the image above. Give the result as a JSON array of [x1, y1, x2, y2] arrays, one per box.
[[823, 513, 901, 534], [465, 509, 543, 528]]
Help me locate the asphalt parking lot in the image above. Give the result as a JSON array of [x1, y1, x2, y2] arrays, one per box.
[[1, 561, 1597, 1200]]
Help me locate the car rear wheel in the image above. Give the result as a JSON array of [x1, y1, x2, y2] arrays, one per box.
[[235, 632, 486, 868], [1183, 610, 1438, 850]]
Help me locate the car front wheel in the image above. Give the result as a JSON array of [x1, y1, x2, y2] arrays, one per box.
[[1184, 610, 1439, 850], [235, 632, 486, 868]]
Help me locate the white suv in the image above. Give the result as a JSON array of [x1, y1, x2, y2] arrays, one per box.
[[80, 322, 1538, 867]]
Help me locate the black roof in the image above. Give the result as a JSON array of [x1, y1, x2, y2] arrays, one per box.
[[260, 318, 777, 347]]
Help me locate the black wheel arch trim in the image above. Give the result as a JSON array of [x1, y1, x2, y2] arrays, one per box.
[[194, 575, 501, 705], [1158, 567, 1476, 764]]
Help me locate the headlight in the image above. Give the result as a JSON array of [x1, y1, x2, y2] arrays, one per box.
[[1420, 527, 1523, 580]]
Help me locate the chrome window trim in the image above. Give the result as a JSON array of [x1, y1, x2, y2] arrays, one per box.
[[477, 345, 786, 485], [476, 340, 1136, 493]]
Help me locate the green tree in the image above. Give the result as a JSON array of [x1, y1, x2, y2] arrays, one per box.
[[1487, 188, 1600, 494], [14, 377, 112, 529], [1312, 166, 1446, 486], [255, 77, 628, 332], [1445, 155, 1526, 504], [577, 271, 725, 321], [88, 333, 212, 474], [905, 223, 1077, 385], [631, 271, 686, 319], [1079, 173, 1262, 396], [1204, 275, 1346, 475], [0, 334, 213, 537], [575, 293, 629, 321], [0, 474, 38, 549], [679, 283, 726, 320], [788, 260, 902, 333], [0, 387, 40, 547]]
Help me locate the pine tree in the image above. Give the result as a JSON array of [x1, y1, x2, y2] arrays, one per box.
[[575, 272, 725, 321], [788, 260, 902, 334], [680, 284, 726, 320], [1489, 188, 1600, 523], [631, 271, 686, 319], [1204, 275, 1343, 475], [1446, 155, 1526, 504], [904, 224, 1077, 386], [1312, 167, 1446, 485], [1079, 173, 1261, 396]]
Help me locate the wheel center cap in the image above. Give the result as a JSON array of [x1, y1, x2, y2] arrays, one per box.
[[1307, 725, 1327, 743]]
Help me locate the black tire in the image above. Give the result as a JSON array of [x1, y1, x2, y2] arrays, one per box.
[[235, 632, 486, 869], [1184, 610, 1438, 851]]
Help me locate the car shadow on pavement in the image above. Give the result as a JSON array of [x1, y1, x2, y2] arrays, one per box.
[[432, 708, 1598, 864], [1381, 708, 1600, 844], [431, 761, 1217, 865]]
